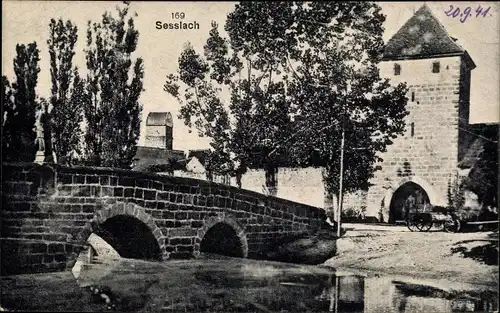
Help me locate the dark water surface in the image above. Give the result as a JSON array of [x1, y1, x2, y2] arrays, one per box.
[[1, 255, 498, 312]]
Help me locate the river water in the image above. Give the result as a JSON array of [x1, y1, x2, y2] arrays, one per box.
[[1, 254, 498, 312]]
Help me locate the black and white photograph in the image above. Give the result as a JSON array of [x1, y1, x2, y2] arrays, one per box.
[[1, 1, 499, 312]]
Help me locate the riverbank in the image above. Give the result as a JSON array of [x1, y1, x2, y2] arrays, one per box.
[[324, 224, 499, 288]]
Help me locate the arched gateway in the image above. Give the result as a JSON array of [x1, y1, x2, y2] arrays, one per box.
[[383, 176, 444, 224], [389, 182, 430, 224]]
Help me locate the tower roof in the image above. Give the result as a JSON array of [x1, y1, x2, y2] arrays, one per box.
[[146, 112, 173, 127], [382, 4, 475, 68]]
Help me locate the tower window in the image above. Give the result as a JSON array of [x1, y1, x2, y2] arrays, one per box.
[[394, 63, 401, 76], [410, 122, 415, 137], [411, 92, 415, 102], [432, 61, 440, 73]]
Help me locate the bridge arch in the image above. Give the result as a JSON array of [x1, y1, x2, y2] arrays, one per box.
[[76, 202, 165, 261], [196, 215, 248, 258]]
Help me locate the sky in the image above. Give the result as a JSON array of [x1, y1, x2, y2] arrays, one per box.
[[2, 1, 499, 152]]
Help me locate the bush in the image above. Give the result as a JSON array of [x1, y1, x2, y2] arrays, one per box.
[[341, 207, 365, 222], [456, 207, 480, 221]]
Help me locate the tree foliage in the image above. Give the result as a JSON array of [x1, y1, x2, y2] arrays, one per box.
[[3, 43, 41, 162], [2, 76, 14, 159], [47, 18, 83, 163], [447, 173, 466, 209], [83, 3, 144, 168], [165, 25, 296, 188], [463, 129, 499, 208], [226, 2, 409, 196], [165, 2, 409, 196]]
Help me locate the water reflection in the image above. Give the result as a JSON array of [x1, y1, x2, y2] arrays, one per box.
[[391, 280, 498, 313], [73, 256, 497, 313], [365, 277, 498, 313], [107, 259, 366, 312], [1, 255, 498, 312]]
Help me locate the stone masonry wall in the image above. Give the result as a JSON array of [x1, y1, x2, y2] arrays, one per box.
[[236, 168, 326, 209], [1, 162, 326, 275], [275, 168, 326, 208], [364, 56, 466, 221]]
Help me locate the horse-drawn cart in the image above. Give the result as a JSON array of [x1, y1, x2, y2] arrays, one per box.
[[406, 204, 499, 233], [406, 207, 461, 232]]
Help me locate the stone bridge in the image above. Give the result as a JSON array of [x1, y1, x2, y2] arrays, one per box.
[[1, 163, 327, 275]]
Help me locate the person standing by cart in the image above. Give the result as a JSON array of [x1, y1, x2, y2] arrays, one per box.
[[404, 194, 416, 222]]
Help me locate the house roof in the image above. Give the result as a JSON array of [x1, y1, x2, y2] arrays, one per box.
[[187, 149, 211, 167], [458, 123, 499, 169], [133, 146, 184, 171], [382, 4, 475, 68], [146, 112, 173, 127]]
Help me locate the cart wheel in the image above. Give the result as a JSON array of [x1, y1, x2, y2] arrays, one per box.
[[443, 219, 461, 233], [415, 213, 433, 232], [416, 220, 433, 232], [407, 220, 418, 232]]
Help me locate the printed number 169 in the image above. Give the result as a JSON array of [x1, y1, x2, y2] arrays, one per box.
[[172, 12, 185, 19]]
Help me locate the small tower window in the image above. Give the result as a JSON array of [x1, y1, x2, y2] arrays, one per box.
[[410, 122, 415, 137], [394, 63, 401, 76], [432, 61, 440, 73], [411, 91, 415, 102]]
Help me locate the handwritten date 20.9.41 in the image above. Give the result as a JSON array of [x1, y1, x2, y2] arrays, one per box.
[[445, 5, 491, 23]]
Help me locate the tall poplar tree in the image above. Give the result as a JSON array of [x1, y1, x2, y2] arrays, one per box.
[[2, 76, 14, 160], [4, 43, 41, 162], [83, 3, 144, 168], [47, 18, 83, 163]]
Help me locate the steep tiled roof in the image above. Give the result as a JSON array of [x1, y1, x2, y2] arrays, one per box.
[[382, 4, 472, 64]]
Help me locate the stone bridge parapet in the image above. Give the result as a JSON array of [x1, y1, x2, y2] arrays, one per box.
[[1, 163, 327, 275]]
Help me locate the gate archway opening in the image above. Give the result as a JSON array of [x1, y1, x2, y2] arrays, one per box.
[[389, 182, 430, 224], [200, 222, 245, 258], [94, 215, 162, 260]]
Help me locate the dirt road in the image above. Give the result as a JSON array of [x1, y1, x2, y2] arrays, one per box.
[[324, 224, 498, 288]]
